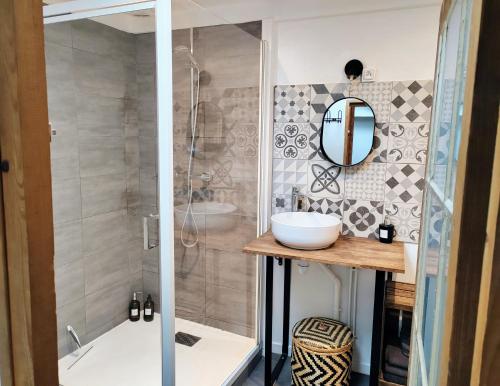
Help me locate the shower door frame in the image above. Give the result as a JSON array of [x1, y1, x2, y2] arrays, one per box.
[[43, 1, 265, 385]]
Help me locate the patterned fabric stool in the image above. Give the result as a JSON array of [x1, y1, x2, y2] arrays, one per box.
[[292, 317, 353, 386]]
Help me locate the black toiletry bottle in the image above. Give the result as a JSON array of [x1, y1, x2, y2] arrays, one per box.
[[144, 294, 154, 322], [129, 292, 141, 322], [379, 216, 395, 244]]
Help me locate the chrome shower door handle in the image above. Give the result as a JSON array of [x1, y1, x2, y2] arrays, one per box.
[[143, 214, 160, 250]]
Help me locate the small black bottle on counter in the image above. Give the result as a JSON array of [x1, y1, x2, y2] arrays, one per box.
[[379, 216, 395, 244], [144, 294, 155, 322], [129, 292, 141, 322]]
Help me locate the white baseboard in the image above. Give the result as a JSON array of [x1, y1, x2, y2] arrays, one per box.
[[271, 341, 291, 355], [351, 359, 370, 375]]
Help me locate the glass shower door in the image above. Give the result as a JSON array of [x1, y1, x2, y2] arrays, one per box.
[[43, 2, 174, 385], [409, 0, 473, 384], [171, 21, 262, 385]]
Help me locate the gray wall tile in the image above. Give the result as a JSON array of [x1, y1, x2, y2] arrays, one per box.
[[71, 19, 136, 65], [51, 155, 80, 181], [84, 242, 131, 295], [79, 136, 126, 178], [139, 136, 157, 169], [128, 238, 143, 274], [81, 173, 127, 218], [82, 209, 128, 255], [206, 283, 255, 328], [56, 297, 86, 357], [55, 260, 85, 308], [136, 33, 156, 65], [139, 167, 157, 206], [143, 270, 160, 306], [73, 49, 136, 99], [126, 167, 140, 209], [54, 220, 83, 268], [205, 317, 254, 338], [45, 43, 77, 131], [48, 19, 142, 359], [52, 178, 82, 225], [125, 137, 140, 168], [76, 94, 126, 138], [44, 22, 72, 48], [206, 248, 256, 293], [50, 130, 79, 160], [85, 273, 142, 338]]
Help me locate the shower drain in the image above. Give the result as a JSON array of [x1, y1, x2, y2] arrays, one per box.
[[175, 332, 201, 347]]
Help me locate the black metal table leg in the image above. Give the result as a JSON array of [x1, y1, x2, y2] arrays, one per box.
[[272, 258, 291, 380], [264, 256, 292, 386], [265, 255, 274, 385], [369, 270, 386, 386]]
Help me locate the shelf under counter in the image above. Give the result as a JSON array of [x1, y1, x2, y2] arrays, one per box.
[[242, 230, 405, 273]]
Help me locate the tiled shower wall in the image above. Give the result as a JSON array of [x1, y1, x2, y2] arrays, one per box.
[[45, 20, 144, 357], [139, 24, 261, 337], [272, 80, 433, 243], [135, 33, 160, 306]]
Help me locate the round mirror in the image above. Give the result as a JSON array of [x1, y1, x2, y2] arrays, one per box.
[[320, 97, 376, 167]]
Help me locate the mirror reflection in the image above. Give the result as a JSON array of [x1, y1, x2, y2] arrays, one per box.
[[321, 97, 375, 166]]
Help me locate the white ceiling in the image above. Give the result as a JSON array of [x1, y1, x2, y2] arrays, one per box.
[[44, 0, 441, 33]]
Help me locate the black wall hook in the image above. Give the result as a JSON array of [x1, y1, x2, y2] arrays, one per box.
[[345, 59, 363, 80]]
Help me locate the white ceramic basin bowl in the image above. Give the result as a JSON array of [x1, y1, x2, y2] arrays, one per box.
[[174, 202, 238, 232], [271, 212, 341, 250]]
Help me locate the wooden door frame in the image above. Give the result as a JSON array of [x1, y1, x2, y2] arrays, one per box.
[[470, 112, 500, 386], [0, 179, 13, 386], [438, 0, 500, 384], [343, 101, 365, 165], [0, 0, 59, 385]]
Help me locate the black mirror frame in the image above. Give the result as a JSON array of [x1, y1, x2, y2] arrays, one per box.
[[319, 96, 377, 168]]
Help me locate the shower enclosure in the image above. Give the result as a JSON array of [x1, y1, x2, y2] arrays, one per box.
[[43, 1, 262, 385]]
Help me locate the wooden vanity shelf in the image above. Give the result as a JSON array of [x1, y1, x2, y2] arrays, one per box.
[[243, 231, 405, 272]]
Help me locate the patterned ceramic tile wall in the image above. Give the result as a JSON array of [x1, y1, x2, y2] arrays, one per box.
[[272, 80, 433, 243]]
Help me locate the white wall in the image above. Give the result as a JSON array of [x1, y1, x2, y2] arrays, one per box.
[[274, 6, 440, 85], [266, 5, 440, 375]]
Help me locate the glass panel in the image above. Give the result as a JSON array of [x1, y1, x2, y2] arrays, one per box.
[[172, 22, 261, 384], [420, 190, 446, 376], [411, 0, 474, 383], [428, 215, 451, 385], [427, 1, 462, 197], [414, 355, 424, 386], [45, 9, 159, 384], [447, 0, 473, 202]]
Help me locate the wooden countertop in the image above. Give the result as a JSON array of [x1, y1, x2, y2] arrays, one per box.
[[243, 231, 405, 273]]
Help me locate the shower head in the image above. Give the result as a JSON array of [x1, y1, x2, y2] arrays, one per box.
[[173, 45, 199, 70]]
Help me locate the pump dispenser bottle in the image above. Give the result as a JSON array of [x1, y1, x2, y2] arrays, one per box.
[[144, 294, 154, 322], [129, 292, 141, 322]]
